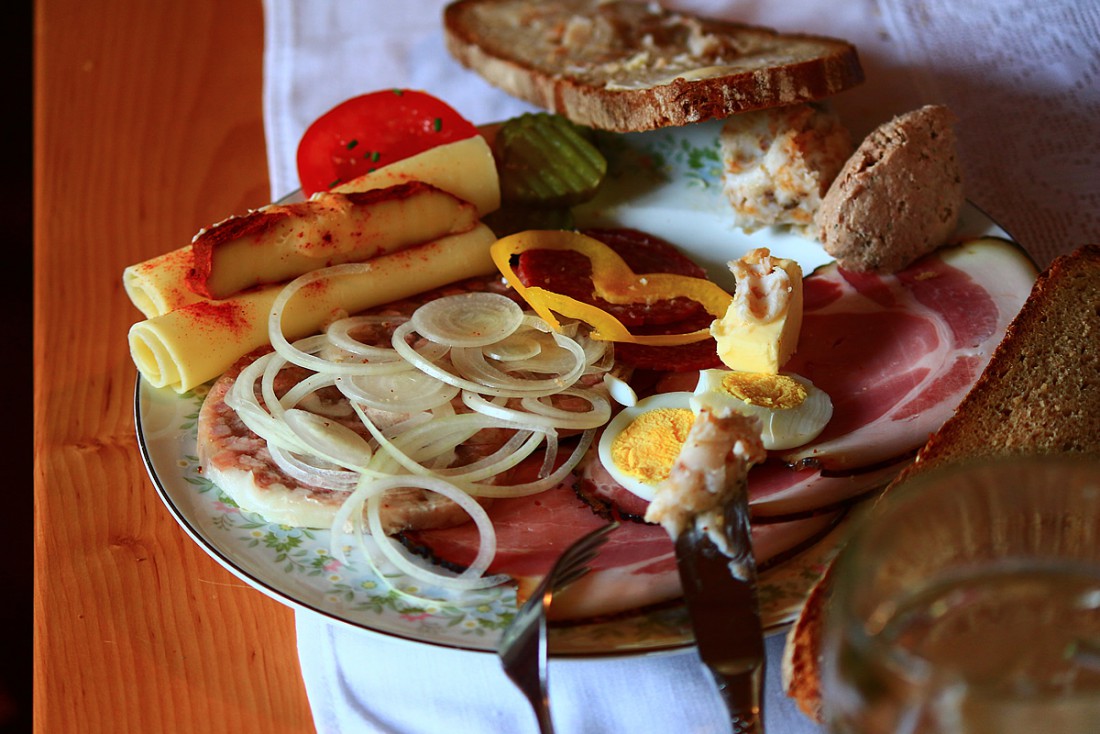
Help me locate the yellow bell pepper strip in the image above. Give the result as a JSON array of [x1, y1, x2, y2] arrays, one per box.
[[491, 230, 732, 346]]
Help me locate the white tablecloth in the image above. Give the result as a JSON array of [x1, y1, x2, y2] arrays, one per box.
[[261, 1, 1100, 731]]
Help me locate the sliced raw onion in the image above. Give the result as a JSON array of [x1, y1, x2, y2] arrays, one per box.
[[483, 331, 542, 362], [268, 264, 413, 376], [390, 322, 544, 397], [326, 314, 408, 361], [467, 429, 595, 498], [279, 372, 338, 410], [226, 353, 302, 450], [462, 389, 610, 431], [335, 370, 459, 413], [283, 408, 373, 472], [450, 338, 586, 392], [603, 372, 638, 406], [578, 332, 614, 372], [268, 444, 361, 491], [410, 292, 523, 348], [520, 390, 611, 429], [331, 474, 509, 591], [434, 429, 546, 483]]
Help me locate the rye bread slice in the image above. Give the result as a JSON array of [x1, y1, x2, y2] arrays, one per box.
[[443, 0, 864, 132], [783, 244, 1100, 722]]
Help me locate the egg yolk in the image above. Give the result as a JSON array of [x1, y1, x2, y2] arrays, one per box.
[[720, 372, 807, 409], [610, 407, 694, 485]]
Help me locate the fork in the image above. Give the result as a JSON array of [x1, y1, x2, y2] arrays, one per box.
[[497, 521, 620, 734]]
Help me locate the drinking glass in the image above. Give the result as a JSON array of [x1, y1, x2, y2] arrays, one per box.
[[821, 455, 1100, 734]]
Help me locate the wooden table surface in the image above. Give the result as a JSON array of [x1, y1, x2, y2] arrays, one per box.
[[34, 1, 316, 731]]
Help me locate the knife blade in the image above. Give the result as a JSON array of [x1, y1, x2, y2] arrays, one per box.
[[675, 488, 765, 734]]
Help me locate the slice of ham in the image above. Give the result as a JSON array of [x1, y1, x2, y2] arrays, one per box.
[[781, 239, 1036, 470], [547, 510, 840, 620], [402, 470, 842, 620], [580, 448, 907, 523], [746, 458, 912, 520]]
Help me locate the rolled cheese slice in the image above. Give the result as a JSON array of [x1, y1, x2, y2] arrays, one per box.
[[123, 246, 205, 318], [122, 135, 501, 318], [188, 182, 479, 299], [129, 224, 497, 393], [332, 135, 500, 216]]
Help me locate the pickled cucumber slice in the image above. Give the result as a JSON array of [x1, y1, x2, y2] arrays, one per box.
[[494, 113, 607, 207]]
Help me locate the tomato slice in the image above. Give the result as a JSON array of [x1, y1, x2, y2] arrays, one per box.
[[296, 89, 479, 196]]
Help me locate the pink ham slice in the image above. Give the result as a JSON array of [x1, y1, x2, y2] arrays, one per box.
[[402, 478, 841, 620], [546, 508, 840, 620], [782, 239, 1036, 470], [580, 449, 909, 522], [745, 458, 912, 520]]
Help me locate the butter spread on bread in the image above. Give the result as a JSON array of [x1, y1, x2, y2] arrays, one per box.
[[444, 0, 864, 132]]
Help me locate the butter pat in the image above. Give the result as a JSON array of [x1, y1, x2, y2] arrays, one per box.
[[710, 248, 803, 374]]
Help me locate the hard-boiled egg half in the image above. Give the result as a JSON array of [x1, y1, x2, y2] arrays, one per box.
[[598, 392, 696, 502], [597, 371, 832, 501], [694, 370, 832, 450]]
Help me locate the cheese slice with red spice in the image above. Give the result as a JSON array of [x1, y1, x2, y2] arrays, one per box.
[[128, 224, 497, 393], [122, 135, 501, 318], [187, 181, 479, 300]]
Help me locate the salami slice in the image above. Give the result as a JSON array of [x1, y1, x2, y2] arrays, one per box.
[[515, 227, 723, 370], [515, 227, 709, 327]]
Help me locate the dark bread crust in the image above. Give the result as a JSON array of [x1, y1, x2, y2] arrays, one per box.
[[783, 244, 1100, 722], [444, 0, 864, 131]]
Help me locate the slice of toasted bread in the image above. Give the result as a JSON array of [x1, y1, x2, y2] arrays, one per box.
[[443, 0, 864, 132], [783, 244, 1100, 722]]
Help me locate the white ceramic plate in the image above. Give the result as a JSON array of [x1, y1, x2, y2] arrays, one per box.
[[135, 120, 1009, 656]]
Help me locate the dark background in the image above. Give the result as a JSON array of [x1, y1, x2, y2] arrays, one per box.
[[11, 0, 33, 731]]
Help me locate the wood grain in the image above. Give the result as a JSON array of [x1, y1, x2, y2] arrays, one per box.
[[34, 1, 314, 731]]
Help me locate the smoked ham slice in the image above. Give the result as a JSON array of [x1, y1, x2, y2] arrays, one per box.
[[782, 238, 1036, 470], [580, 453, 912, 523], [403, 475, 841, 620]]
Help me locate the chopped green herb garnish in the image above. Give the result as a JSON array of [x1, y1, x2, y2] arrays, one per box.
[[433, 117, 443, 132], [328, 178, 342, 188], [346, 139, 359, 150], [392, 88, 405, 96]]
